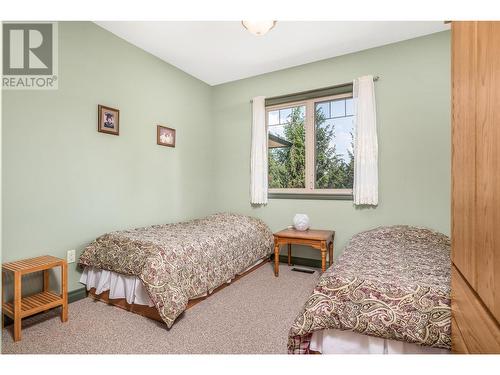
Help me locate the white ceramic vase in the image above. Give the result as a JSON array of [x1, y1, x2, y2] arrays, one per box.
[[293, 214, 310, 231]]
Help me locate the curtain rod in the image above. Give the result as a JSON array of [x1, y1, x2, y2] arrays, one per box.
[[250, 76, 380, 103]]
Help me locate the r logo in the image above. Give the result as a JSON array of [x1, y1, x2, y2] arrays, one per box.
[[3, 23, 53, 75]]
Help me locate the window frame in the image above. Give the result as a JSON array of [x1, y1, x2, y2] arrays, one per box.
[[266, 92, 354, 199]]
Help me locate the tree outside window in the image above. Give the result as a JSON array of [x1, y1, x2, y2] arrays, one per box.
[[267, 95, 355, 195]]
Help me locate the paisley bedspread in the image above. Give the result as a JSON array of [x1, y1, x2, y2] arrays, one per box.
[[288, 226, 451, 353], [79, 213, 274, 328]]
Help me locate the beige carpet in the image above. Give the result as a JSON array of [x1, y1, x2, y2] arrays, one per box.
[[2, 263, 319, 354]]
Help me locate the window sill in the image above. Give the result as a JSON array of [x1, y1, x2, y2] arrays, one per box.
[[268, 192, 353, 201]]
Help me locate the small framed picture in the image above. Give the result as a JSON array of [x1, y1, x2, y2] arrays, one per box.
[[157, 125, 176, 148], [98, 105, 120, 136]]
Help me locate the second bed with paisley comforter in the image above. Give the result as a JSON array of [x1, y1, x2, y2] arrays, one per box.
[[288, 225, 451, 354]]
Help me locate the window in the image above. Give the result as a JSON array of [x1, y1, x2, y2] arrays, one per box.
[[267, 104, 306, 189], [267, 93, 355, 197]]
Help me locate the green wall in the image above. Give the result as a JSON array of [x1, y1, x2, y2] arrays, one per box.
[[211, 31, 451, 260], [2, 25, 451, 294], [2, 22, 214, 292]]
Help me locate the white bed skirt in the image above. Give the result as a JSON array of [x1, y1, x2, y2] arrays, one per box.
[[310, 329, 450, 354], [80, 257, 267, 307], [80, 267, 155, 306]]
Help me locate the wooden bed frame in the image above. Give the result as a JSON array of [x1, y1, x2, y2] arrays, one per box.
[[87, 258, 271, 323]]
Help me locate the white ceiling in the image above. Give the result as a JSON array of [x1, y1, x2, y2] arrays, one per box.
[[96, 21, 449, 86]]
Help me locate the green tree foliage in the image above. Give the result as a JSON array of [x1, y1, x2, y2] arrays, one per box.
[[268, 106, 354, 189], [268, 108, 305, 188]]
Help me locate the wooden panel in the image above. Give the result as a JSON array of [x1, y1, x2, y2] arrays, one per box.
[[274, 228, 334, 241], [451, 316, 469, 354], [451, 265, 500, 353], [451, 21, 500, 353], [275, 237, 325, 249], [475, 21, 500, 322], [451, 21, 477, 289]]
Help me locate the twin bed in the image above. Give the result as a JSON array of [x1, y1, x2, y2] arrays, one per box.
[[78, 214, 451, 354], [79, 213, 274, 327], [288, 226, 451, 354]]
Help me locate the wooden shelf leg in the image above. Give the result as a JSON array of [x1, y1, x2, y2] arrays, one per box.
[[274, 242, 280, 277], [61, 262, 68, 322], [43, 269, 49, 292], [287, 244, 292, 266], [14, 271, 22, 342], [43, 269, 50, 313], [1, 270, 5, 329]]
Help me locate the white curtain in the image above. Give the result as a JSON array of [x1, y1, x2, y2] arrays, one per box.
[[353, 75, 378, 205], [250, 96, 268, 205]]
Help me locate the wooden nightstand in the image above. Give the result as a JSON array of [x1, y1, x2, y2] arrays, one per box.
[[273, 228, 335, 276], [2, 255, 68, 341]]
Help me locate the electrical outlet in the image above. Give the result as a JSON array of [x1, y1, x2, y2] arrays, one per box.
[[67, 249, 76, 263]]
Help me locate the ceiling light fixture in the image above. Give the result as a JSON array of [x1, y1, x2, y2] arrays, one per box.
[[241, 21, 277, 36]]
